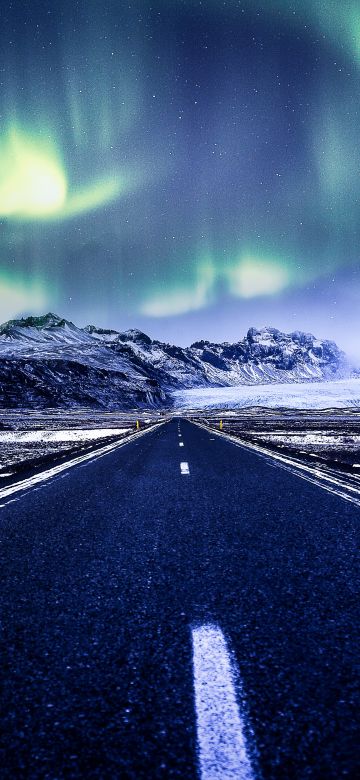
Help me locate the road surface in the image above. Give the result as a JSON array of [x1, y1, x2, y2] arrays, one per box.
[[0, 418, 359, 778]]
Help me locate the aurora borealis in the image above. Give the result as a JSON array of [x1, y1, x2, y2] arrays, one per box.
[[1, 1, 360, 356]]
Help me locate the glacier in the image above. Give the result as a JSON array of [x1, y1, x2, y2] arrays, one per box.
[[0, 313, 356, 409]]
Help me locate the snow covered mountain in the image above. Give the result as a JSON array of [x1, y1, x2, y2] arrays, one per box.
[[0, 313, 352, 408]]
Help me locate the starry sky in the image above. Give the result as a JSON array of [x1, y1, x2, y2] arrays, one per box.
[[1, 0, 360, 357]]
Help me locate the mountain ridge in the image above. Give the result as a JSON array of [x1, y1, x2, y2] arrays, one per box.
[[0, 313, 353, 409]]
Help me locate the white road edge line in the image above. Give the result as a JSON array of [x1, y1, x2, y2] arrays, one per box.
[[180, 461, 190, 475], [0, 424, 164, 505], [192, 624, 254, 780], [194, 420, 360, 508]]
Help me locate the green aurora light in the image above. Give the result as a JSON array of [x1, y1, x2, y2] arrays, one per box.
[[0, 126, 125, 221], [0, 0, 360, 352]]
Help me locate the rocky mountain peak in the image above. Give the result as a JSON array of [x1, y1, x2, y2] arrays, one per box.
[[0, 313, 353, 409], [117, 329, 153, 346], [0, 312, 71, 332]]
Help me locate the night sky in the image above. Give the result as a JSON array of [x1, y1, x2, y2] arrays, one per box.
[[1, 1, 360, 357]]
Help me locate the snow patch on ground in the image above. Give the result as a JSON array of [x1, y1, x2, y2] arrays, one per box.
[[0, 428, 130, 443], [172, 378, 360, 410], [259, 433, 360, 447]]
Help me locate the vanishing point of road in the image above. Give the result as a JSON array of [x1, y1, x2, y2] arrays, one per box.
[[0, 419, 359, 779]]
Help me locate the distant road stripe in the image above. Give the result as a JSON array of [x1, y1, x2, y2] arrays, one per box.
[[180, 462, 190, 475], [192, 624, 254, 780]]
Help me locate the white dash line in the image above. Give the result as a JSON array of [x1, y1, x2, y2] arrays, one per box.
[[180, 461, 190, 475], [179, 442, 184, 447], [192, 624, 254, 780]]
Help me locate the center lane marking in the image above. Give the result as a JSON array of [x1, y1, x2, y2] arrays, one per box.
[[192, 624, 254, 780], [180, 461, 190, 475]]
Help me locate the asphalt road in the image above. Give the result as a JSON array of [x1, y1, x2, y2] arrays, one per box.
[[0, 418, 359, 779]]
